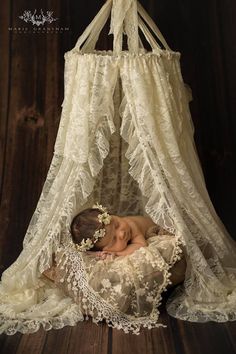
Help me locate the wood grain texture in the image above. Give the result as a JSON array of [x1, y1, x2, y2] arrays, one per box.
[[65, 320, 109, 354], [0, 0, 10, 198], [112, 312, 177, 354], [169, 317, 236, 354], [1, 317, 235, 354], [0, 0, 11, 268], [0, 0, 70, 269], [15, 328, 47, 354], [0, 332, 22, 354]]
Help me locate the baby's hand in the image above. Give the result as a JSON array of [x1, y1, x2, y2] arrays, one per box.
[[95, 251, 116, 260]]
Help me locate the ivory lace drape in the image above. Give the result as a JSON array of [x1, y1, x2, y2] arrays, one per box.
[[0, 0, 236, 335]]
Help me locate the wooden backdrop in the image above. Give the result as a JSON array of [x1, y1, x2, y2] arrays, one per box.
[[0, 0, 236, 272]]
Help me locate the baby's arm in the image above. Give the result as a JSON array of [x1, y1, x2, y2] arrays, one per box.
[[97, 244, 144, 259], [109, 234, 147, 257], [115, 243, 145, 256]]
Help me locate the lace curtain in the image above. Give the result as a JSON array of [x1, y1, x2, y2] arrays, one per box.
[[0, 0, 236, 335]]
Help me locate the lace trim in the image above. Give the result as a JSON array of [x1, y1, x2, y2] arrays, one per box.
[[0, 302, 83, 336], [119, 90, 179, 235], [54, 237, 184, 335], [166, 285, 236, 323], [65, 49, 181, 60]]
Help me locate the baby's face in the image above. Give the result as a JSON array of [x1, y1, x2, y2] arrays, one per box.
[[96, 215, 132, 252]]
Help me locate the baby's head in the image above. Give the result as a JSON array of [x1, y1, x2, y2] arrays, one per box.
[[70, 206, 131, 253], [70, 208, 103, 251]]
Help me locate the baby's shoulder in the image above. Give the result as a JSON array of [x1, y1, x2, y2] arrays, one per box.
[[125, 215, 156, 236], [125, 216, 144, 230], [126, 215, 151, 223]]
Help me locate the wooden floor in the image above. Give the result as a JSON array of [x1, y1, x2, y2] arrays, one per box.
[[0, 289, 235, 354]]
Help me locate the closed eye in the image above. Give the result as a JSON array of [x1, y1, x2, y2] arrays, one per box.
[[106, 233, 116, 248], [110, 234, 116, 245]]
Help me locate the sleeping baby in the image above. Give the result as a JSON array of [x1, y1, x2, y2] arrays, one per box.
[[70, 203, 175, 259], [43, 204, 186, 285]]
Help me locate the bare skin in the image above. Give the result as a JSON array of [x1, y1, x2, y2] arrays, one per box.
[[42, 215, 157, 277], [42, 215, 186, 287], [95, 215, 157, 258]]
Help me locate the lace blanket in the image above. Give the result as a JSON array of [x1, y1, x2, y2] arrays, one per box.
[[43, 226, 185, 334]]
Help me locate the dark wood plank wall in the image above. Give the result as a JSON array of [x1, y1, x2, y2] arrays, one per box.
[[0, 1, 236, 353], [0, 0, 71, 269]]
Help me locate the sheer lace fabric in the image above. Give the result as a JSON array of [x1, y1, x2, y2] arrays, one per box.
[[0, 0, 236, 335], [49, 227, 184, 334]]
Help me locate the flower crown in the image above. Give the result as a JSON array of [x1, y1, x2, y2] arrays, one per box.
[[73, 203, 111, 252]]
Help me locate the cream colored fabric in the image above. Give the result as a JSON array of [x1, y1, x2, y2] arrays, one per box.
[[0, 0, 236, 335], [47, 227, 184, 334]]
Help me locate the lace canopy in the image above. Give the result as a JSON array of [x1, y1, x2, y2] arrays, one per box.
[[0, 0, 236, 335]]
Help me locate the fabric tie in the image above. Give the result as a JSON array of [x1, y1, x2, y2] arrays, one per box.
[[109, 0, 139, 53]]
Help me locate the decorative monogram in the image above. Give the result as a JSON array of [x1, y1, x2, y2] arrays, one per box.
[[19, 10, 58, 27]]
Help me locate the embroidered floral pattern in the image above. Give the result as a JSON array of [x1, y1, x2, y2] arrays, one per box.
[[48, 229, 185, 334]]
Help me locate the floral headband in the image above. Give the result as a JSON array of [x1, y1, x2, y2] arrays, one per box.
[[73, 203, 111, 252]]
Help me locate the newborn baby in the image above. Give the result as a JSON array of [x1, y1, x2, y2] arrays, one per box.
[[43, 204, 186, 287], [70, 205, 174, 259]]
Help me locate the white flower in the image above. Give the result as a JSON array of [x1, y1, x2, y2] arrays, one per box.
[[75, 238, 93, 251], [94, 228, 106, 242], [93, 203, 111, 225], [98, 212, 111, 225], [101, 279, 111, 288], [113, 284, 122, 293], [146, 295, 154, 303], [92, 203, 108, 213], [135, 288, 146, 296]]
